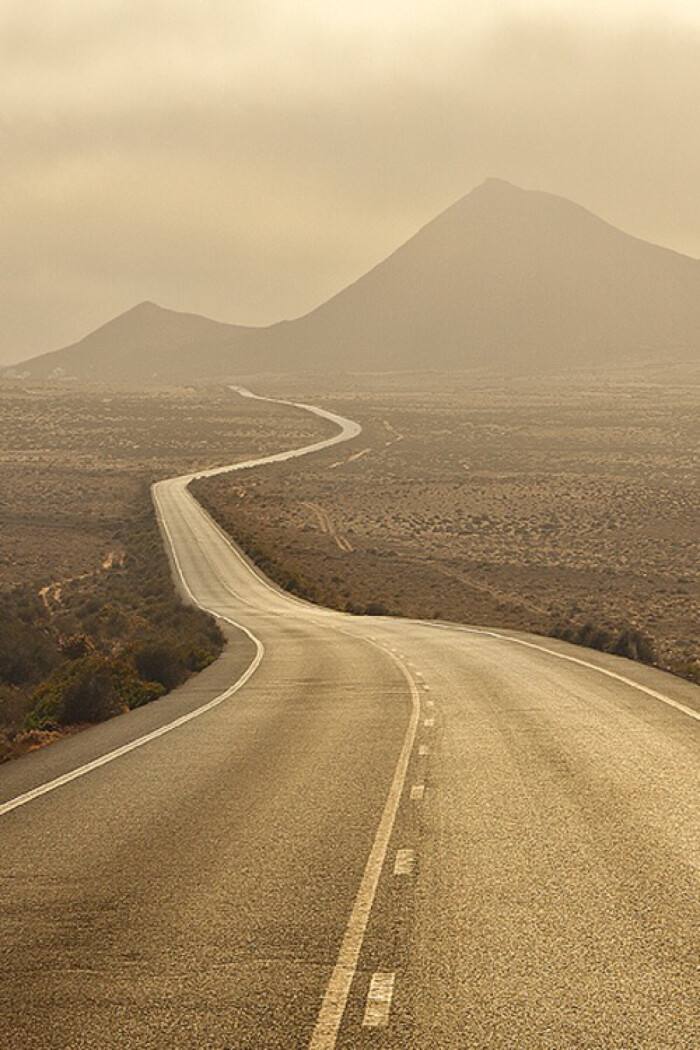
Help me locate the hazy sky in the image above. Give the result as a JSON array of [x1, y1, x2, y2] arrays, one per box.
[[2, 1, 699, 364]]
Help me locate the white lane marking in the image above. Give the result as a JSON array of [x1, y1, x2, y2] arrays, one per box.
[[188, 385, 363, 482], [0, 651, 261, 818], [423, 717, 435, 728], [189, 493, 698, 739], [363, 972, 396, 1027], [393, 849, 416, 876], [182, 464, 700, 735], [308, 649, 420, 1049], [0, 508, 265, 819], [2, 386, 363, 819], [164, 392, 700, 772], [418, 745, 429, 757], [410, 784, 425, 801], [424, 622, 700, 724]]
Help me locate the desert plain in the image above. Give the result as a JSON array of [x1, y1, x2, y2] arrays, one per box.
[[193, 367, 699, 682]]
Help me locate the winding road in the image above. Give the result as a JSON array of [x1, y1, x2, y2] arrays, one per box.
[[1, 388, 699, 1049]]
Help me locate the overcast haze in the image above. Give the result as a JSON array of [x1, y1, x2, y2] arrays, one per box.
[[2, 1, 699, 365]]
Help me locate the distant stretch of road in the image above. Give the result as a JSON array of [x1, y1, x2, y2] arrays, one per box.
[[1, 387, 698, 1049]]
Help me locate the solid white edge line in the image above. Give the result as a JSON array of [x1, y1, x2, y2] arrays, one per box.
[[6, 381, 695, 827], [1, 386, 363, 818], [308, 646, 420, 1049], [0, 495, 266, 818], [0, 638, 262, 819], [167, 394, 700, 731], [199, 482, 700, 729], [423, 623, 700, 724]]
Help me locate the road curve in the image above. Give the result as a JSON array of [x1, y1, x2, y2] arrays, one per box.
[[1, 387, 698, 1049]]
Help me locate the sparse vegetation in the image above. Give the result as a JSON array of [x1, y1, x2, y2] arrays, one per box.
[[550, 618, 656, 664], [193, 504, 399, 617], [2, 373, 696, 765], [194, 373, 699, 686], [0, 382, 327, 591], [0, 381, 330, 761], [0, 493, 224, 760]]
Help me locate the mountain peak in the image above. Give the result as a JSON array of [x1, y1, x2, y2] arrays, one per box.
[[15, 181, 700, 381], [464, 178, 531, 205], [437, 177, 532, 222], [475, 177, 523, 193]]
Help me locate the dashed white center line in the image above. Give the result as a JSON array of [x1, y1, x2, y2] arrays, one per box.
[[423, 717, 435, 728], [363, 972, 396, 1027], [410, 784, 425, 800], [393, 848, 416, 875], [418, 744, 429, 757], [308, 643, 420, 1049]]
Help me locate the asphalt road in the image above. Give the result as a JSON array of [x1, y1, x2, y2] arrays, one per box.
[[1, 389, 698, 1049]]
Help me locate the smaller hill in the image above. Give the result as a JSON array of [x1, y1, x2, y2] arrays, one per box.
[[15, 301, 252, 383]]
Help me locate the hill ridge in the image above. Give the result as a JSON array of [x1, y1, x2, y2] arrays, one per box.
[[11, 178, 700, 381]]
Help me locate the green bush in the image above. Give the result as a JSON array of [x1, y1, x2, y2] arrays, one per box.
[[28, 656, 119, 727], [609, 628, 656, 663], [0, 731, 12, 763], [27, 655, 164, 728], [1, 489, 224, 744], [551, 616, 657, 668], [0, 618, 59, 686], [133, 639, 185, 691], [0, 684, 32, 735], [118, 672, 165, 710]]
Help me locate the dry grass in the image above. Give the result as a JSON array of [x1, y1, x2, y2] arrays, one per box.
[[0, 380, 332, 759], [194, 370, 699, 680], [0, 381, 328, 591]]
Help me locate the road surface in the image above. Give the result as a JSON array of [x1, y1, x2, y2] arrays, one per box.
[[1, 388, 699, 1049]]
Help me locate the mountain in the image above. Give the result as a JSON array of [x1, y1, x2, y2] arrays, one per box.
[[11, 300, 254, 383], [259, 177, 700, 372], [13, 179, 700, 381]]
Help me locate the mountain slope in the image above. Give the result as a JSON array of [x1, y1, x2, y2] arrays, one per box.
[[255, 178, 700, 371], [14, 179, 700, 380], [14, 301, 255, 382]]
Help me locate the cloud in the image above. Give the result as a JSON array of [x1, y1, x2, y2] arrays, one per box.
[[1, 1, 699, 362]]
